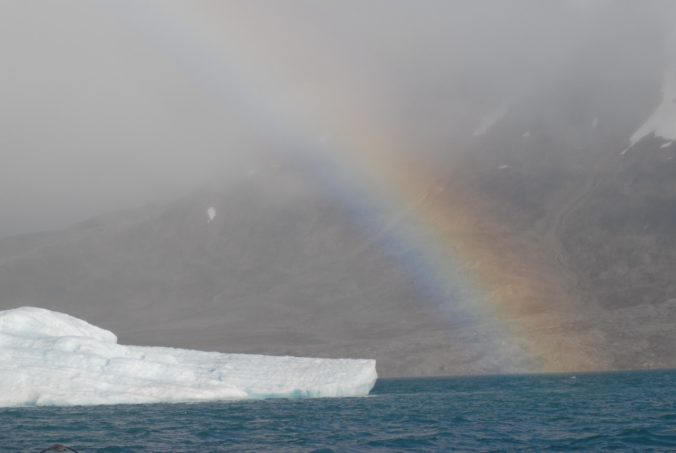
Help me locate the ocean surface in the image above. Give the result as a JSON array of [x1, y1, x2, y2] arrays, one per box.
[[3, 370, 676, 452]]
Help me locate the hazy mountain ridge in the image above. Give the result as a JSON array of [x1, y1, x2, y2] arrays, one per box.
[[459, 13, 676, 371], [2, 2, 676, 376]]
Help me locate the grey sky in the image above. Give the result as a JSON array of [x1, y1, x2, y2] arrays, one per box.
[[0, 0, 670, 238]]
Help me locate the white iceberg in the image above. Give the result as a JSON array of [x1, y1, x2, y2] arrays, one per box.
[[0, 307, 377, 407]]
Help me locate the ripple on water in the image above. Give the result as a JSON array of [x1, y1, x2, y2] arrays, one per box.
[[2, 370, 676, 452]]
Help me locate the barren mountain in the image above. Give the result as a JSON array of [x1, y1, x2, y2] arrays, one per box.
[[1, 2, 675, 376]]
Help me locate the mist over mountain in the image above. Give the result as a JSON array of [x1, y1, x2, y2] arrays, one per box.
[[1, 1, 675, 376]]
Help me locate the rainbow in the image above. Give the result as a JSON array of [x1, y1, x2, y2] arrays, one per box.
[[99, 1, 602, 373]]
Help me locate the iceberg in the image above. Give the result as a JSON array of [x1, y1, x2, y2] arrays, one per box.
[[0, 307, 377, 407]]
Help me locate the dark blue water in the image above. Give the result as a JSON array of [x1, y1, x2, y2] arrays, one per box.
[[3, 370, 676, 452]]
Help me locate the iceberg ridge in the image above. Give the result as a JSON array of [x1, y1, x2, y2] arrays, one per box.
[[0, 307, 377, 407]]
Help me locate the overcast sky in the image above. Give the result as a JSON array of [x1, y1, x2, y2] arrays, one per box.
[[0, 0, 671, 238]]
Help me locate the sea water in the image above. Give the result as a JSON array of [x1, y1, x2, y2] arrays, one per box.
[[3, 370, 676, 452]]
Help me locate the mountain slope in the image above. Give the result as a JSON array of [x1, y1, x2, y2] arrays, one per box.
[[2, 4, 676, 377]]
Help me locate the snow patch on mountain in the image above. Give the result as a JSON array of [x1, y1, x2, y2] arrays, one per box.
[[629, 27, 676, 148], [473, 102, 510, 137]]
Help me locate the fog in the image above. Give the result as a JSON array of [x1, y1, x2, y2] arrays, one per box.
[[0, 0, 671, 238]]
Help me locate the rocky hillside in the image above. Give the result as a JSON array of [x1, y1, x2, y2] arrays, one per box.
[[1, 3, 675, 376]]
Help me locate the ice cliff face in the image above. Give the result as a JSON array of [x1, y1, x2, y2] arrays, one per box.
[[0, 307, 377, 407]]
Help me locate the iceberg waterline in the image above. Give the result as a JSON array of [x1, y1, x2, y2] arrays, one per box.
[[0, 307, 377, 407]]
